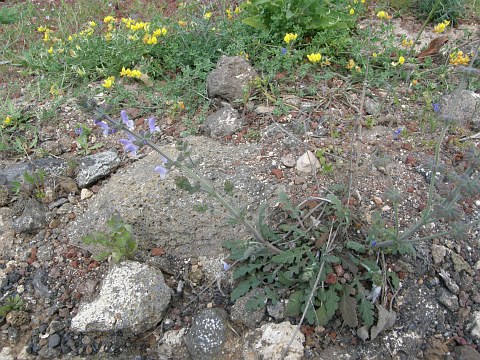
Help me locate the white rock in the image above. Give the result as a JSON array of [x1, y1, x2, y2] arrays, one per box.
[[80, 188, 93, 200], [296, 151, 320, 173], [247, 321, 305, 360], [470, 311, 480, 340], [157, 328, 187, 357], [71, 261, 171, 334]]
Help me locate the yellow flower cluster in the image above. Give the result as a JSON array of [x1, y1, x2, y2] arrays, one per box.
[[434, 20, 450, 33], [449, 51, 470, 66], [38, 26, 54, 42], [102, 76, 115, 89], [349, 8, 355, 15], [204, 12, 212, 20], [178, 20, 187, 27], [346, 59, 356, 69], [120, 67, 142, 78], [284, 33, 298, 44], [307, 53, 322, 63], [103, 16, 116, 24], [376, 11, 392, 20], [402, 38, 414, 48], [3, 116, 12, 127]]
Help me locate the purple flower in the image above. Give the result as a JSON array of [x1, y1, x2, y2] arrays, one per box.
[[96, 121, 113, 135], [121, 110, 134, 130], [281, 47, 287, 55], [371, 240, 377, 246], [432, 103, 440, 112], [148, 117, 160, 133], [74, 127, 83, 136], [154, 165, 168, 179], [222, 260, 231, 271], [119, 139, 139, 156], [393, 127, 403, 139]]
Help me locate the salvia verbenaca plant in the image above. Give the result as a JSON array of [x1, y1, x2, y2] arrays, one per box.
[[78, 97, 282, 255]]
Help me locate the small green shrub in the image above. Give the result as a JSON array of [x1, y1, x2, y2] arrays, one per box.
[[414, 0, 467, 24], [0, 295, 24, 317], [82, 213, 138, 263]]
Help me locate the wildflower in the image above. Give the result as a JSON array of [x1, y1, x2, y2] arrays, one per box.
[[432, 103, 440, 112], [37, 26, 48, 32], [226, 9, 233, 20], [355, 65, 361, 72], [307, 53, 322, 63], [67, 35, 73, 41], [3, 116, 12, 126], [47, 46, 54, 54], [281, 47, 287, 55], [402, 38, 413, 48], [178, 20, 187, 27], [143, 33, 158, 45], [234, 6, 241, 14], [449, 50, 470, 66], [95, 121, 114, 135], [361, 0, 366, 3], [376, 11, 391, 20], [178, 101, 185, 110], [119, 139, 139, 156], [346, 59, 355, 69], [74, 127, 83, 136], [398, 56, 405, 65], [103, 15, 116, 23], [120, 67, 142, 79], [412, 79, 418, 86], [89, 21, 97, 27], [204, 12, 212, 20], [350, 8, 355, 15], [153, 27, 167, 37], [148, 117, 160, 133], [105, 32, 113, 41], [434, 19, 450, 33], [154, 164, 168, 179], [102, 76, 115, 89], [283, 33, 298, 44], [121, 110, 135, 130], [372, 52, 378, 58], [221, 260, 231, 271], [393, 127, 403, 139], [44, 32, 50, 42]]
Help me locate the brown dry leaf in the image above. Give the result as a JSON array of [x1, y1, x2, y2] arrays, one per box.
[[417, 36, 449, 62], [139, 73, 153, 87]]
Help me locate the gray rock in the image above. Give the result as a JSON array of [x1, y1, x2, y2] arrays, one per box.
[[0, 158, 67, 186], [437, 287, 459, 312], [48, 333, 61, 348], [12, 198, 47, 234], [364, 97, 380, 115], [431, 244, 447, 264], [203, 103, 244, 138], [75, 150, 120, 188], [0, 185, 10, 206], [57, 177, 79, 194], [71, 261, 171, 335], [36, 244, 54, 262], [267, 300, 286, 320], [0, 208, 15, 259], [231, 288, 265, 329], [33, 269, 52, 298], [455, 346, 480, 360], [469, 310, 480, 340], [65, 136, 277, 259], [184, 308, 230, 360], [47, 320, 65, 335], [207, 55, 258, 103], [439, 90, 480, 130], [243, 321, 304, 360]]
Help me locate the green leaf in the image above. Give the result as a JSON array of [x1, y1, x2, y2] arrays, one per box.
[[358, 297, 375, 327], [315, 305, 330, 325], [93, 251, 111, 262], [285, 290, 303, 317], [242, 16, 269, 30], [278, 192, 301, 219], [224, 180, 234, 194], [346, 241, 366, 254], [271, 246, 306, 265], [231, 278, 259, 301], [324, 287, 340, 318], [388, 271, 400, 291], [323, 255, 340, 264]]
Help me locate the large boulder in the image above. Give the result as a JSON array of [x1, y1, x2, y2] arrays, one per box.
[[71, 261, 172, 335], [207, 55, 258, 103]]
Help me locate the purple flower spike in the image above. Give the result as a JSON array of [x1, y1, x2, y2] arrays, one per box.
[[120, 110, 134, 130], [432, 103, 440, 113], [96, 121, 111, 135], [148, 117, 160, 133], [119, 139, 139, 156], [281, 47, 287, 55], [154, 165, 168, 179]]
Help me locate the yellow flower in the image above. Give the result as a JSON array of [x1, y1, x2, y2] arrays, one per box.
[[434, 20, 450, 33], [102, 76, 115, 89], [402, 38, 413, 48], [3, 116, 12, 126], [143, 33, 158, 45], [398, 56, 405, 65], [449, 50, 470, 66], [412, 79, 418, 86], [226, 9, 233, 20], [120, 67, 142, 78], [204, 12, 212, 20], [178, 101, 185, 110], [361, 0, 366, 3], [350, 8, 355, 15], [346, 59, 355, 69], [284, 32, 298, 44], [234, 6, 241, 13], [376, 11, 391, 20], [44, 32, 50, 42], [103, 16, 116, 23], [372, 52, 378, 58], [355, 65, 361, 72], [47, 46, 54, 54], [105, 32, 113, 41], [354, 0, 358, 3], [178, 20, 187, 27], [89, 21, 97, 27], [307, 53, 322, 63], [37, 26, 48, 33], [68, 35, 73, 41]]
